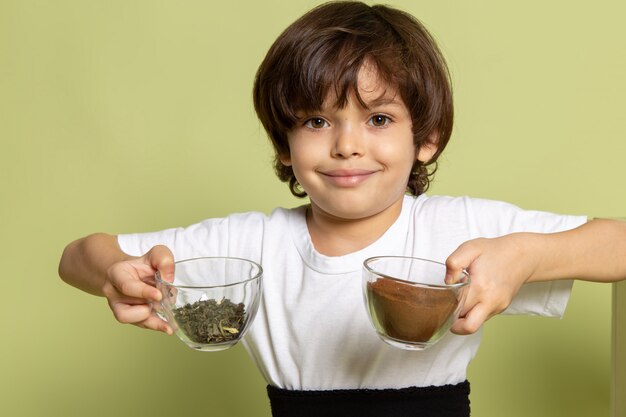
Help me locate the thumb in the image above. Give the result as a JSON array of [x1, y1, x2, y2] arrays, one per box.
[[145, 245, 175, 283], [445, 239, 482, 284]]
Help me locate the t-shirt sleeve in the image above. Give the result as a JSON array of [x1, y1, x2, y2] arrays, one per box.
[[117, 211, 266, 263], [467, 198, 588, 317], [117, 226, 179, 257]]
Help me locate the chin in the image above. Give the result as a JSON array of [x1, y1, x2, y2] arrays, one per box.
[[317, 202, 388, 222], [310, 190, 404, 222]]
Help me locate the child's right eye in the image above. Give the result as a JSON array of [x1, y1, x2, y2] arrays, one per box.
[[304, 117, 329, 129]]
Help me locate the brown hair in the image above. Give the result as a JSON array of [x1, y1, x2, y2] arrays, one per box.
[[253, 1, 453, 197]]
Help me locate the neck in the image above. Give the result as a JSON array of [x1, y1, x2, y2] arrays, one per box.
[[306, 198, 404, 257]]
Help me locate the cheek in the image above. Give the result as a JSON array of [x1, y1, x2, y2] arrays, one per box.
[[286, 141, 313, 179], [377, 139, 416, 167], [289, 138, 323, 166]]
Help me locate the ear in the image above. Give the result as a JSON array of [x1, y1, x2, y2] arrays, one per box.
[[279, 152, 292, 167], [416, 132, 439, 163]]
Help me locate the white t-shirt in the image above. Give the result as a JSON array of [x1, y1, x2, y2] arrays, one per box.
[[117, 194, 587, 390]]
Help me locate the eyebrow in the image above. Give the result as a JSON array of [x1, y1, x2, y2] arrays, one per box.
[[311, 89, 404, 113], [365, 94, 404, 108]]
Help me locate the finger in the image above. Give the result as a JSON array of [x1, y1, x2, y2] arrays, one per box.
[[134, 314, 173, 335], [110, 301, 153, 324], [450, 302, 491, 335], [458, 281, 481, 318], [146, 245, 175, 283], [445, 239, 483, 283], [112, 275, 162, 302], [106, 261, 162, 302], [459, 296, 476, 319]]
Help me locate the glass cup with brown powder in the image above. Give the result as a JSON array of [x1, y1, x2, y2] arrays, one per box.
[[155, 257, 263, 352], [363, 256, 470, 350]]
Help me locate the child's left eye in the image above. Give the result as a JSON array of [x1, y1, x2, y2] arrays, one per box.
[[369, 115, 391, 127]]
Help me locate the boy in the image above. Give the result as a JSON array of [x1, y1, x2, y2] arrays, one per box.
[[59, 2, 626, 416]]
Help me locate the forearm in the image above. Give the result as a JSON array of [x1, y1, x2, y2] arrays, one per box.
[[526, 218, 626, 283], [58, 233, 133, 296]]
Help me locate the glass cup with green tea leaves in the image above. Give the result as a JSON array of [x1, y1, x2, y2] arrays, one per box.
[[363, 256, 470, 351], [155, 257, 263, 352]]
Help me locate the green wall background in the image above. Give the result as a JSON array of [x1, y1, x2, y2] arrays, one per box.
[[1, 1, 625, 416]]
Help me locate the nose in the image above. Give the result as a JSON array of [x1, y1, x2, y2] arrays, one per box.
[[332, 124, 364, 159]]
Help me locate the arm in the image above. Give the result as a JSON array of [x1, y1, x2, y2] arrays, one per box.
[[524, 218, 626, 283], [59, 233, 132, 296], [445, 218, 626, 335], [58, 233, 175, 333]]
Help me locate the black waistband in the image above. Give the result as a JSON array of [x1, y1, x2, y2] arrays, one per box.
[[267, 380, 470, 417]]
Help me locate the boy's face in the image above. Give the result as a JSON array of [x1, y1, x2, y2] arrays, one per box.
[[281, 64, 436, 222]]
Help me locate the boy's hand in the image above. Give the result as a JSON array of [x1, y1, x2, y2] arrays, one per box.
[[102, 245, 175, 334], [445, 234, 539, 335]]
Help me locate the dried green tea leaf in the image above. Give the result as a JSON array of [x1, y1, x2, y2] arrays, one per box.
[[172, 298, 246, 344], [221, 327, 239, 334]]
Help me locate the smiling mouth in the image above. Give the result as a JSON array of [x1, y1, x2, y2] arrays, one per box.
[[320, 169, 377, 187]]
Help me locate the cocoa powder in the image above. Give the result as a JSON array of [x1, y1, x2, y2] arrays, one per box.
[[367, 277, 459, 343]]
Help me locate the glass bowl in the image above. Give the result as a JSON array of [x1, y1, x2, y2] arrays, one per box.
[[363, 256, 470, 350], [155, 257, 263, 352]]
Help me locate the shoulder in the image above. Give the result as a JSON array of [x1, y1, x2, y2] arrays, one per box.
[[411, 193, 516, 212], [191, 206, 303, 239], [407, 194, 586, 236], [118, 206, 301, 258], [405, 194, 506, 221], [403, 194, 491, 239]]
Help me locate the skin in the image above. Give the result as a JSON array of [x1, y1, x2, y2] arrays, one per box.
[[58, 65, 626, 336], [280, 64, 436, 256], [59, 233, 175, 334], [446, 219, 626, 334]]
